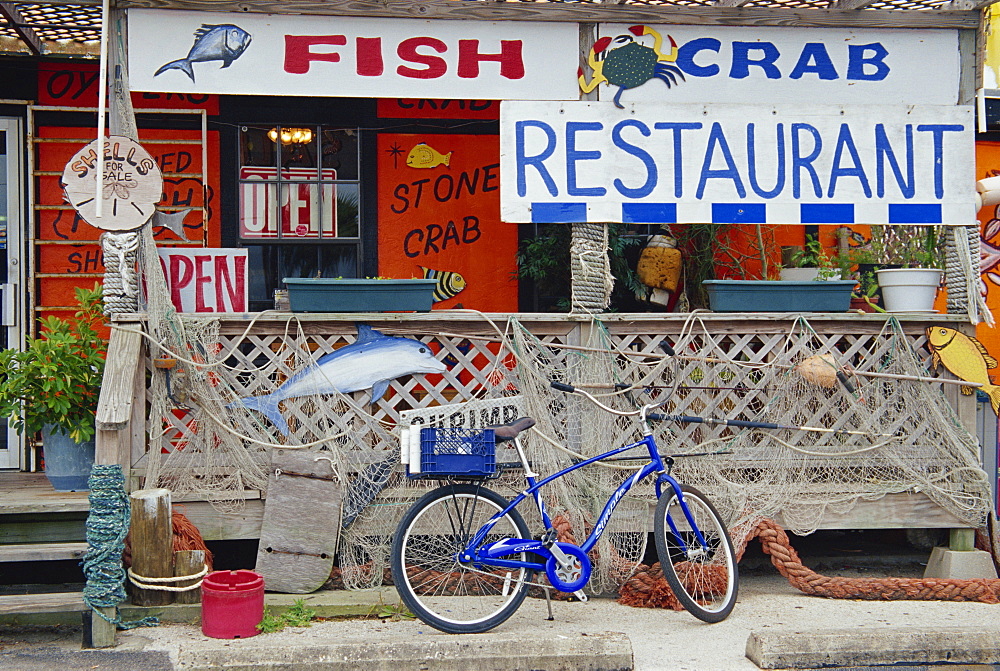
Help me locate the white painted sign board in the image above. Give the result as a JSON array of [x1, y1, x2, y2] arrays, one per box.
[[127, 9, 580, 100], [157, 247, 248, 313], [589, 25, 959, 106], [500, 101, 976, 226]]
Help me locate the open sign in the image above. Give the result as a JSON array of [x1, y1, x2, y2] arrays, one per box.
[[157, 248, 248, 313]]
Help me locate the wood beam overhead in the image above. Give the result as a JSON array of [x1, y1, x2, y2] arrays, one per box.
[[115, 0, 981, 30], [0, 2, 43, 55], [939, 0, 999, 9], [827, 0, 878, 9]]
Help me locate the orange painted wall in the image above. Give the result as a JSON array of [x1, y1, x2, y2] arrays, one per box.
[[976, 141, 1000, 380], [35, 127, 220, 317], [376, 133, 517, 311]]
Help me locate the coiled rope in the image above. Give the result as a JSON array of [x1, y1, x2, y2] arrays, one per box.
[[618, 518, 1000, 609], [81, 465, 158, 629]]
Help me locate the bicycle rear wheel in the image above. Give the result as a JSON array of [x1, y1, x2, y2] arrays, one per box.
[[653, 485, 738, 622], [391, 483, 532, 634]]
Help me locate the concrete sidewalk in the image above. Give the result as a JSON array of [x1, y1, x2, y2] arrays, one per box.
[[2, 573, 1000, 670]]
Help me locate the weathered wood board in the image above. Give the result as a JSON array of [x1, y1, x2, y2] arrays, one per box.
[[254, 449, 343, 593]]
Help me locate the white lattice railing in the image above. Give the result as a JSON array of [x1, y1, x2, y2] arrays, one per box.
[[131, 312, 977, 473]]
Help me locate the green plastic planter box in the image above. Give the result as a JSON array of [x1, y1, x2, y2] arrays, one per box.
[[283, 278, 437, 312], [702, 280, 856, 312]]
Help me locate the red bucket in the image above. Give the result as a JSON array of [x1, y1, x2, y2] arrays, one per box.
[[201, 569, 265, 639]]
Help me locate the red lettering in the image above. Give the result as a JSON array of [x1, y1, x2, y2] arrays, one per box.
[[194, 255, 213, 312], [215, 254, 246, 312], [356, 37, 384, 76], [397, 37, 447, 79], [168, 254, 194, 309], [457, 40, 524, 79], [284, 35, 347, 74]]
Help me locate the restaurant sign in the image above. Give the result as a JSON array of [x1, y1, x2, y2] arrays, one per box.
[[500, 101, 975, 226], [127, 10, 579, 100]]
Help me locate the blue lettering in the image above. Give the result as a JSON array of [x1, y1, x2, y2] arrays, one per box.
[[654, 122, 703, 197], [697, 122, 746, 199], [676, 37, 721, 78], [828, 123, 871, 198], [916, 124, 964, 199], [730, 42, 781, 79], [747, 123, 786, 199], [566, 121, 606, 197], [789, 43, 838, 80], [875, 124, 914, 198], [847, 43, 890, 81], [791, 123, 822, 198], [611, 120, 657, 199], [515, 120, 557, 197]]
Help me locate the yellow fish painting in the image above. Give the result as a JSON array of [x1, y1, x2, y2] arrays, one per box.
[[420, 266, 466, 302], [406, 143, 451, 169], [926, 326, 1000, 413]]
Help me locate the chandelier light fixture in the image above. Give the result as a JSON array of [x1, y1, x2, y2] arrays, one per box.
[[268, 127, 313, 145]]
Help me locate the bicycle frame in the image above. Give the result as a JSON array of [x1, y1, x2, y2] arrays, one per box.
[[460, 431, 709, 576]]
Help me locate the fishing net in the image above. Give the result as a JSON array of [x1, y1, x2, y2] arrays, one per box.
[[130, 287, 992, 595]]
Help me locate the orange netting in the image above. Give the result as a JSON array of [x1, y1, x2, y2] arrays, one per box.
[[123, 509, 213, 570]]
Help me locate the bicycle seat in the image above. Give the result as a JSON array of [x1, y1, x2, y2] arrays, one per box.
[[490, 417, 536, 443]]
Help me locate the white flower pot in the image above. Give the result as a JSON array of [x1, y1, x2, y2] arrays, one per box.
[[875, 268, 942, 313], [779, 268, 820, 281]]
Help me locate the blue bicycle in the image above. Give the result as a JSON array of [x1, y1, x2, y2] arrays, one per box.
[[390, 380, 739, 634]]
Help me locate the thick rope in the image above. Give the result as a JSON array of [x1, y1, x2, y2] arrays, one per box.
[[81, 465, 159, 628], [570, 223, 613, 314], [619, 518, 1000, 609]]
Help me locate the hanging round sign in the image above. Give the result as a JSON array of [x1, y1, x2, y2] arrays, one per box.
[[61, 136, 163, 232]]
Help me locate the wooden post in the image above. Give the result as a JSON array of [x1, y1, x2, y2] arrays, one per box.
[[949, 528, 976, 552], [128, 488, 174, 607], [173, 549, 206, 605]]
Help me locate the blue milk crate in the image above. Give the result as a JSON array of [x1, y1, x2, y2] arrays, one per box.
[[412, 428, 497, 479]]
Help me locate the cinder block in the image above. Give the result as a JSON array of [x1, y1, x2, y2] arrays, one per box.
[[923, 546, 999, 580]]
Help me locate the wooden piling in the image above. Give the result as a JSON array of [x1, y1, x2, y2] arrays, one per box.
[[128, 488, 174, 607], [173, 549, 206, 605]]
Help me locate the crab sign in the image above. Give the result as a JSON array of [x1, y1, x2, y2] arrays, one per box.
[[578, 25, 685, 108]]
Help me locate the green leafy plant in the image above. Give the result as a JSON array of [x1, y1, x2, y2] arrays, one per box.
[[368, 595, 414, 621], [256, 598, 318, 633], [0, 284, 105, 443]]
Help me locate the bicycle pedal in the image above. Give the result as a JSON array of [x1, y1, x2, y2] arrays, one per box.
[[573, 590, 588, 602]]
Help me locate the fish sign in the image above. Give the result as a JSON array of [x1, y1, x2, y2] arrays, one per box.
[[926, 326, 1000, 414], [500, 101, 975, 226], [233, 324, 447, 436], [129, 10, 579, 101]]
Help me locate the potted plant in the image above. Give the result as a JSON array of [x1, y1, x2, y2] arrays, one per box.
[[780, 234, 842, 281], [0, 284, 105, 491], [868, 225, 943, 313]]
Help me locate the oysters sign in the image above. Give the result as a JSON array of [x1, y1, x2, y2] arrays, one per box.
[[127, 9, 579, 100], [499, 101, 976, 226]]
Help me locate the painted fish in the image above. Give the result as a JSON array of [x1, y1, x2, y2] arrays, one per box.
[[420, 266, 466, 302], [155, 24, 252, 83], [926, 326, 1000, 413], [406, 143, 451, 169], [234, 324, 446, 436]]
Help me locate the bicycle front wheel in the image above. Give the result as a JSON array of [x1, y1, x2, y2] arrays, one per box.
[[654, 485, 738, 622], [391, 483, 532, 634]]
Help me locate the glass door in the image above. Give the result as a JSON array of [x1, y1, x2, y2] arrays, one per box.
[[0, 117, 24, 469]]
